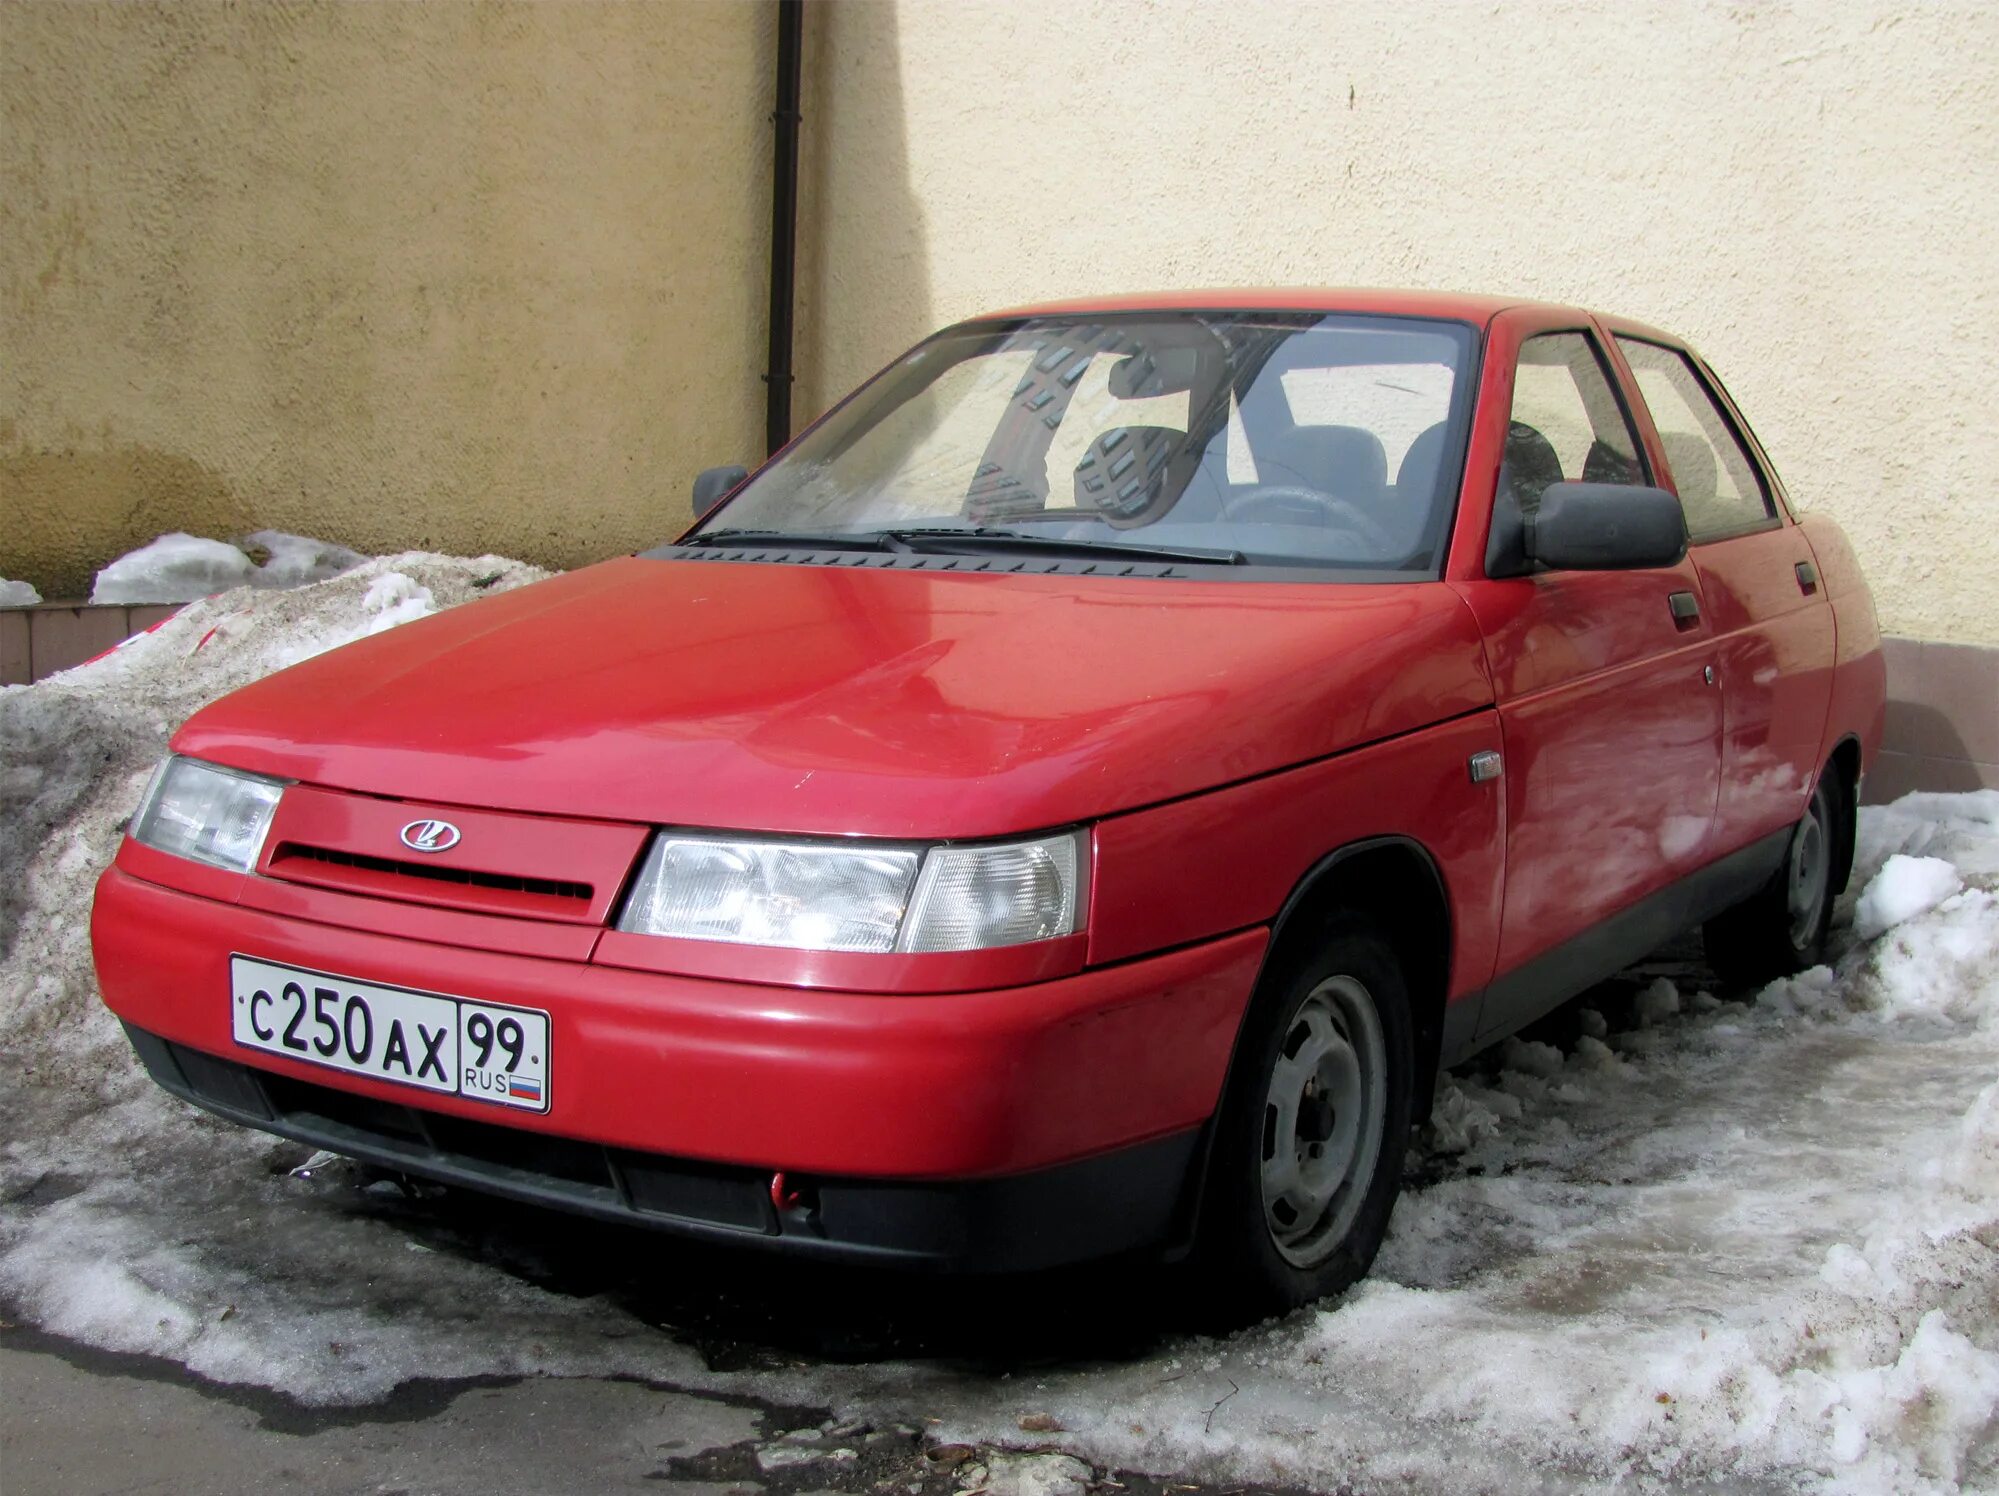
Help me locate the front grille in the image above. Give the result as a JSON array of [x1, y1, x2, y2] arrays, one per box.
[[257, 785, 649, 925], [274, 843, 593, 904]]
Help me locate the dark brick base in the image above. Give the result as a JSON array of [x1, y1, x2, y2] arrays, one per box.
[[1868, 636, 1999, 803], [1, 601, 182, 685]]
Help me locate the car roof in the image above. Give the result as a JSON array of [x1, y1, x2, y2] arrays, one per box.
[[971, 287, 1587, 328]]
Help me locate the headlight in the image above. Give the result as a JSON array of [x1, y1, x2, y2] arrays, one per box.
[[616, 829, 1087, 954], [131, 755, 284, 874], [618, 835, 922, 953]]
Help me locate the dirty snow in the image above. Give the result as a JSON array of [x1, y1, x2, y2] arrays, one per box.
[[1, 577, 42, 607], [240, 529, 370, 591], [87, 530, 368, 605], [972, 1451, 1094, 1496], [0, 562, 1994, 1494]]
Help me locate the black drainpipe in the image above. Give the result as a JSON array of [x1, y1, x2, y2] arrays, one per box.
[[765, 0, 804, 456]]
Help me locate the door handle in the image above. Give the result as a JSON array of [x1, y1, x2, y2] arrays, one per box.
[[1795, 560, 1820, 594], [1668, 591, 1700, 626]]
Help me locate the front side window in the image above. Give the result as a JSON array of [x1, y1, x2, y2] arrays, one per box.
[[1616, 338, 1774, 541], [1486, 331, 1649, 576], [691, 312, 1480, 577], [1502, 332, 1647, 518]]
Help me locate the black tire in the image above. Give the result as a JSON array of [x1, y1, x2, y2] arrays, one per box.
[[1192, 916, 1415, 1320], [1704, 774, 1843, 988]]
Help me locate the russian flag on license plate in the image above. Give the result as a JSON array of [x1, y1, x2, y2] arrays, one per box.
[[509, 1075, 543, 1102]]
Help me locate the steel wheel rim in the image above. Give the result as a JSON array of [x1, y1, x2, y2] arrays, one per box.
[[1260, 974, 1386, 1268], [1788, 793, 1830, 947]]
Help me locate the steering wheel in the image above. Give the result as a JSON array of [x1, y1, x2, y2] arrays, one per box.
[[1222, 484, 1400, 558]]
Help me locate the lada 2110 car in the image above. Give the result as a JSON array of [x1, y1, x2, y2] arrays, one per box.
[[93, 290, 1884, 1315]]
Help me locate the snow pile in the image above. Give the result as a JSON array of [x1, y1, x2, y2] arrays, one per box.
[[89, 533, 256, 602], [1855, 855, 1966, 940], [0, 552, 545, 1061], [0, 568, 1995, 1496], [88, 530, 368, 605], [356, 571, 438, 637], [0, 578, 42, 607], [241, 529, 371, 591], [1853, 789, 1999, 888]]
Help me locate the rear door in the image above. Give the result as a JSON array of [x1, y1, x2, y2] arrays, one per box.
[[1450, 311, 1722, 1038], [1609, 335, 1835, 858]]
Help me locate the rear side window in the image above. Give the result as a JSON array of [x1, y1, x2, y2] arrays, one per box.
[[1616, 338, 1774, 541], [1503, 332, 1647, 519]]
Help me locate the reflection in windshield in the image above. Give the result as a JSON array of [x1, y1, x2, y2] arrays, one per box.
[[697, 312, 1478, 576]]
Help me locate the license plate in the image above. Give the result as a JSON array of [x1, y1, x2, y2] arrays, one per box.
[[230, 956, 551, 1113]]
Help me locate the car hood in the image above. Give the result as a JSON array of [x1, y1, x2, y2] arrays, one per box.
[[176, 556, 1493, 839]]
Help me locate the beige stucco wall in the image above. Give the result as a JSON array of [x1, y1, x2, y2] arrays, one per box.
[[798, 0, 1999, 647], [2, 0, 770, 599]]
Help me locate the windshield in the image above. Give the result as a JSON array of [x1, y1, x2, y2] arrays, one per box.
[[693, 311, 1479, 575]]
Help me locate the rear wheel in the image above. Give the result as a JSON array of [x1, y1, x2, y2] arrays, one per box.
[[1704, 775, 1841, 987], [1195, 918, 1414, 1319]]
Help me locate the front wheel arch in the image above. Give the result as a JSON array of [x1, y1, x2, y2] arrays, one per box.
[[1187, 916, 1416, 1316], [1260, 837, 1453, 1111], [1166, 837, 1452, 1256]]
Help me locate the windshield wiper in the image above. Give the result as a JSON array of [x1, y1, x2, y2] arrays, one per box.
[[885, 527, 1246, 566], [681, 526, 1244, 567], [680, 528, 913, 553]]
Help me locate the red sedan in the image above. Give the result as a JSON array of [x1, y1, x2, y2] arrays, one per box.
[[92, 290, 1883, 1316]]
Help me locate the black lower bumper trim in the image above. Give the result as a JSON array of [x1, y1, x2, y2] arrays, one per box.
[[121, 1022, 1201, 1272]]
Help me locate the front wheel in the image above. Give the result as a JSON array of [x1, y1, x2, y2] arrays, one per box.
[[1194, 918, 1414, 1319], [1704, 776, 1841, 987]]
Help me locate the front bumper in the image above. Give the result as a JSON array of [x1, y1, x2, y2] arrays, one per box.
[[93, 864, 1264, 1269], [120, 1022, 1202, 1270]]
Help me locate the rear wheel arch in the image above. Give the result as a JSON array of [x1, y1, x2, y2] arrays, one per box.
[[1826, 735, 1862, 896]]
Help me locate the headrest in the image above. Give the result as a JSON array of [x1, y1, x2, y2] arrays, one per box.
[[1660, 432, 1717, 505], [1500, 422, 1563, 511], [1398, 421, 1448, 496], [1582, 437, 1642, 486]]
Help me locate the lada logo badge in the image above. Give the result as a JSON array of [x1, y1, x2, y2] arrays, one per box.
[[400, 819, 461, 853]]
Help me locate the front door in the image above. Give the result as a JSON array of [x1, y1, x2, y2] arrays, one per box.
[[1452, 323, 1723, 1040]]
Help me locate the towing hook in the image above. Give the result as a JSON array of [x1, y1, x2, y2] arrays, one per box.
[[770, 1170, 805, 1213]]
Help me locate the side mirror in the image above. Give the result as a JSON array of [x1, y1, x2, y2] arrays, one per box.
[[691, 464, 749, 519], [1526, 482, 1687, 571]]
